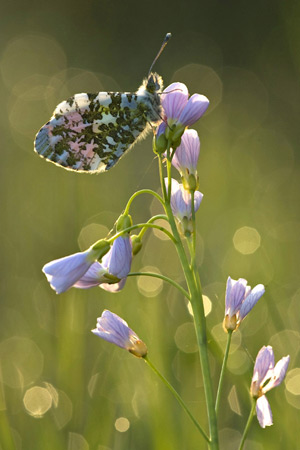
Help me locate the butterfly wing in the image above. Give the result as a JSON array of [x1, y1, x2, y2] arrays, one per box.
[[34, 92, 150, 173]]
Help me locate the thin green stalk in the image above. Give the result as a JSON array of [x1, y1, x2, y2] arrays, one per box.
[[215, 330, 233, 415], [238, 400, 256, 450], [127, 271, 190, 300], [107, 222, 176, 244], [124, 189, 164, 215], [138, 215, 169, 239], [158, 154, 219, 449], [144, 356, 210, 443]]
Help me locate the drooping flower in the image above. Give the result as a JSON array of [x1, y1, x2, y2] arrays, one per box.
[[74, 235, 132, 292], [92, 310, 147, 358], [171, 129, 200, 191], [161, 82, 209, 141], [42, 239, 110, 294], [250, 346, 290, 428], [223, 277, 265, 332], [165, 178, 203, 236]]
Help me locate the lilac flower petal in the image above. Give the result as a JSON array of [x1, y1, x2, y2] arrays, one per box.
[[253, 346, 275, 388], [172, 129, 200, 174], [256, 395, 273, 428], [161, 82, 189, 120], [42, 250, 93, 294], [156, 120, 167, 138], [92, 310, 147, 357], [226, 278, 248, 316], [193, 191, 204, 212], [108, 236, 132, 278], [92, 310, 134, 349], [263, 355, 290, 393], [239, 284, 265, 320], [178, 94, 209, 126], [73, 262, 106, 289]]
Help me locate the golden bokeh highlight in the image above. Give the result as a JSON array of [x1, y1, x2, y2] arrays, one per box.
[[23, 386, 53, 418], [114, 417, 130, 433], [137, 266, 163, 297], [233, 226, 261, 255], [174, 322, 198, 354]]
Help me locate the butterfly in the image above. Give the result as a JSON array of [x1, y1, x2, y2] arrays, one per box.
[[34, 34, 171, 173]]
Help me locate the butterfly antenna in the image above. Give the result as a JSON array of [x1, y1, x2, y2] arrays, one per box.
[[148, 33, 172, 77]]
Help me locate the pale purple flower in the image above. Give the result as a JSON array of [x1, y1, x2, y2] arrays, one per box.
[[74, 236, 132, 292], [92, 310, 147, 357], [250, 346, 290, 428], [223, 277, 265, 332], [43, 249, 97, 294], [172, 129, 200, 179], [165, 178, 203, 221], [161, 82, 209, 128]]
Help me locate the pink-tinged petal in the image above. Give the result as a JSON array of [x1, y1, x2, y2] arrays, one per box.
[[239, 284, 265, 320], [91, 310, 147, 357], [178, 94, 209, 126], [161, 82, 189, 120], [263, 355, 290, 394], [101, 278, 127, 292], [73, 262, 107, 289], [256, 395, 273, 428], [42, 250, 93, 294], [172, 129, 200, 174]]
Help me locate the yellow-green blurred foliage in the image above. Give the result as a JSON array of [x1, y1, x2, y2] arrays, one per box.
[[0, 1, 300, 449]]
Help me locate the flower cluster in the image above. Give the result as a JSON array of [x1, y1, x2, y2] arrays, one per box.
[[223, 277, 265, 332], [43, 236, 132, 294], [251, 346, 290, 428]]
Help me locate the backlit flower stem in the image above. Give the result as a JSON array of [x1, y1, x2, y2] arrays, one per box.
[[144, 356, 210, 443], [128, 272, 190, 300], [107, 223, 176, 243], [215, 330, 233, 415], [158, 153, 219, 449], [138, 214, 169, 239], [238, 400, 256, 450], [124, 189, 164, 215]]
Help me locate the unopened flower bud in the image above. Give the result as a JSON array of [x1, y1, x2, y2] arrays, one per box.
[[116, 213, 133, 233], [91, 239, 111, 261], [131, 235, 143, 255]]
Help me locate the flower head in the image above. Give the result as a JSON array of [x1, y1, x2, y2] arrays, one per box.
[[92, 310, 147, 357], [165, 178, 203, 236], [74, 235, 132, 292], [171, 129, 200, 191], [250, 346, 290, 428], [160, 82, 209, 142], [43, 248, 99, 294], [223, 277, 265, 332]]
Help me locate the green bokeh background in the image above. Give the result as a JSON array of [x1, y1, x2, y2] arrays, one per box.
[[1, 0, 300, 449]]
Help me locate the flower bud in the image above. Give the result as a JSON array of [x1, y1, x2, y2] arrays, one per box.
[[91, 239, 111, 261], [131, 235, 143, 255], [116, 213, 133, 233]]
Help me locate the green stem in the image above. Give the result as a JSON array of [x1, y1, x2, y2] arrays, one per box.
[[138, 215, 169, 239], [124, 189, 164, 215], [107, 223, 176, 244], [215, 330, 232, 415], [127, 272, 190, 300], [238, 400, 256, 450], [144, 356, 210, 443], [158, 153, 219, 449]]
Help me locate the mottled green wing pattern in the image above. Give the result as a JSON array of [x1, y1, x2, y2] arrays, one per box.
[[34, 91, 151, 173]]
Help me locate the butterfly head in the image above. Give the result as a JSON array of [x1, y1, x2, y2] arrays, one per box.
[[146, 72, 164, 94]]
